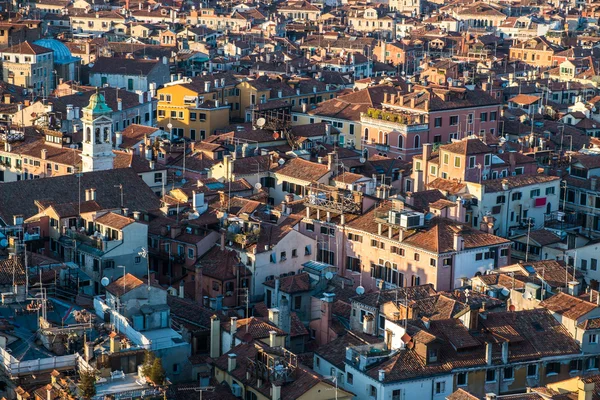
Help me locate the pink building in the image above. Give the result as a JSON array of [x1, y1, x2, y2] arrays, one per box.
[[298, 188, 511, 293], [361, 85, 501, 174]]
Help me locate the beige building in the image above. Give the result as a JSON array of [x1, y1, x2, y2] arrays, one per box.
[[0, 41, 54, 96]]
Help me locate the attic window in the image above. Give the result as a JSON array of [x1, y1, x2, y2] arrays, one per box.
[[531, 322, 544, 332], [429, 348, 438, 362]]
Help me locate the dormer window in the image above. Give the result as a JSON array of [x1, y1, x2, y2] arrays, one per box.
[[429, 348, 438, 362]]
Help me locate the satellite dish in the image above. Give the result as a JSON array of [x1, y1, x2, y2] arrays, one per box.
[[359, 157, 366, 163], [356, 286, 365, 295], [175, 170, 182, 176], [101, 277, 110, 287], [325, 271, 334, 280], [0, 239, 7, 248], [256, 117, 266, 128], [254, 182, 262, 190], [181, 178, 187, 184], [278, 159, 285, 165], [447, 77, 453, 84], [167, 123, 173, 130]]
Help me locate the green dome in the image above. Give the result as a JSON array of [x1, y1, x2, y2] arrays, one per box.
[[84, 90, 112, 114]]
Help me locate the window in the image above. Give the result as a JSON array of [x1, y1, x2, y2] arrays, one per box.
[[592, 259, 598, 271], [270, 253, 276, 263], [305, 245, 311, 256], [589, 357, 599, 370], [476, 253, 483, 261], [306, 223, 314, 232], [546, 187, 555, 195], [485, 369, 496, 382], [434, 381, 445, 394], [368, 385, 377, 398], [589, 334, 598, 344], [434, 117, 442, 127], [443, 153, 449, 165], [294, 296, 302, 310], [315, 356, 320, 368], [414, 253, 420, 261], [430, 258, 436, 267], [280, 251, 287, 261], [346, 256, 361, 272], [500, 248, 509, 257], [469, 156, 476, 169], [504, 367, 514, 380], [135, 256, 141, 264], [450, 115, 458, 125], [392, 390, 401, 400], [347, 372, 353, 385], [512, 192, 522, 201], [530, 189, 540, 197], [348, 233, 363, 242], [457, 372, 467, 386], [454, 156, 461, 168], [571, 359, 583, 372], [154, 172, 163, 183], [320, 226, 335, 236], [480, 112, 488, 122], [292, 249, 297, 258], [581, 193, 588, 206], [546, 362, 561, 375], [190, 112, 196, 121], [496, 195, 506, 204], [527, 364, 537, 377], [582, 260, 588, 271]]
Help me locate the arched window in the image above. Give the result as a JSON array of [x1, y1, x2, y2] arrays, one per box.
[[85, 127, 91, 143], [398, 135, 404, 149], [95, 128, 101, 144], [414, 134, 421, 149], [103, 127, 110, 143], [364, 128, 369, 141]]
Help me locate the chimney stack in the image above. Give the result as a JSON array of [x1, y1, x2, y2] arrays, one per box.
[[227, 353, 237, 372]]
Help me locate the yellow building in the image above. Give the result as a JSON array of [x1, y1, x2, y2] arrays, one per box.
[[156, 74, 238, 140], [0, 42, 54, 95]]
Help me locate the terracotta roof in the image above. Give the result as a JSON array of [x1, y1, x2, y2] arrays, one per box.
[[540, 292, 598, 320], [90, 57, 160, 75], [427, 178, 467, 195], [95, 212, 135, 230], [118, 124, 160, 149], [447, 389, 480, 400], [274, 158, 330, 182], [0, 256, 26, 285], [2, 41, 52, 55], [0, 168, 161, 224], [509, 94, 542, 105], [440, 138, 493, 155], [105, 273, 145, 296], [197, 246, 251, 281], [263, 273, 311, 293], [483, 174, 560, 193], [167, 295, 216, 329], [222, 317, 286, 340]]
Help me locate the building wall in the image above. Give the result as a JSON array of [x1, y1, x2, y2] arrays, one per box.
[[1, 52, 53, 95]]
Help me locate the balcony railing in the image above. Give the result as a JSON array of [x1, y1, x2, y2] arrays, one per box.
[[361, 109, 429, 133], [65, 229, 105, 250]]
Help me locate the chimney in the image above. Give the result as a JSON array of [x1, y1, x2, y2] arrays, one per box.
[[117, 98, 122, 111], [115, 132, 123, 147], [486, 342, 493, 365], [210, 315, 221, 358], [179, 280, 184, 298], [485, 395, 497, 400], [579, 379, 595, 400], [109, 332, 120, 353], [230, 317, 238, 340], [66, 104, 74, 120], [269, 330, 278, 348], [46, 386, 52, 400], [90, 188, 96, 201], [269, 308, 279, 324], [84, 341, 94, 362], [568, 281, 580, 296], [327, 152, 335, 172], [227, 353, 237, 372], [501, 341, 508, 364], [453, 228, 464, 251], [41, 149, 48, 160], [272, 383, 281, 400]]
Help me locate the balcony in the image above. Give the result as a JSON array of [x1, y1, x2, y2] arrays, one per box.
[[375, 143, 390, 152], [361, 108, 429, 133], [148, 247, 186, 264], [226, 229, 260, 247], [346, 342, 392, 371], [65, 229, 106, 251]]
